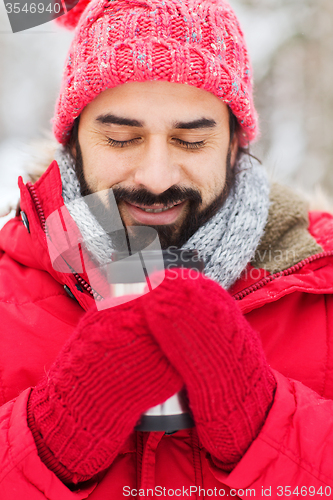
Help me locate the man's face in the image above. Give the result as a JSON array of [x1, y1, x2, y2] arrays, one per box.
[[75, 81, 238, 249]]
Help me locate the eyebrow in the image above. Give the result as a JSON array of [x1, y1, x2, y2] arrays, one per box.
[[96, 114, 143, 127], [173, 118, 217, 129], [96, 114, 217, 130]]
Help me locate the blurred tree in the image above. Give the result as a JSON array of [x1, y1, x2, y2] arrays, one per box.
[[232, 0, 333, 195]]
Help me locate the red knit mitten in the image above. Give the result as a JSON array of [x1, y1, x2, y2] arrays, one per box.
[[27, 296, 183, 484], [141, 269, 277, 470]]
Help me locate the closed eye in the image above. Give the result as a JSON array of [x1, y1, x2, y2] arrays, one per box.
[[107, 137, 205, 149], [172, 138, 205, 149], [107, 137, 142, 148]]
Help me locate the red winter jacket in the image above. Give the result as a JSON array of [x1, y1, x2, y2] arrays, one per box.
[[1, 161, 333, 499]]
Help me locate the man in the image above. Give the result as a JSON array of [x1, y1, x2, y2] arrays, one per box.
[[1, 0, 333, 498]]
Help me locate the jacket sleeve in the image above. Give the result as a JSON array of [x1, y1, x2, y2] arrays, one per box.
[[0, 389, 97, 500], [207, 370, 333, 495]]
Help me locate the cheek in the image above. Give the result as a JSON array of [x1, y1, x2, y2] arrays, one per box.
[[187, 155, 226, 198], [83, 148, 137, 190]]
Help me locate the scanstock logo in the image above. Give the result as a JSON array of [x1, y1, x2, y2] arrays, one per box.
[[4, 0, 79, 32]]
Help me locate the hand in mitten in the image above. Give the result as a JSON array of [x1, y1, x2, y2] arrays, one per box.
[[141, 269, 277, 471], [27, 295, 183, 484]]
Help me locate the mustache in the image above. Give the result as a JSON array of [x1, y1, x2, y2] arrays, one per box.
[[111, 185, 203, 207]]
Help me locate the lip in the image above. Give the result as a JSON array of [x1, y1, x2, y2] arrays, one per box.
[[123, 201, 186, 225]]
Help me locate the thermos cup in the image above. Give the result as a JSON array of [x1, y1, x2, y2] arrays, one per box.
[[108, 248, 204, 433]]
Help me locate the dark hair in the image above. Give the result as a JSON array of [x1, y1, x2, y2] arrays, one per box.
[[66, 116, 80, 154], [228, 107, 260, 163]]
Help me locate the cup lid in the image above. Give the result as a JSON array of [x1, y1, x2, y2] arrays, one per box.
[[108, 248, 204, 283]]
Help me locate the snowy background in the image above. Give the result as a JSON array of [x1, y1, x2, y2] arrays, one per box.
[[1, 0, 333, 228]]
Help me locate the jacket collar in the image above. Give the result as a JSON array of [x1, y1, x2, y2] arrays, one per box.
[[229, 185, 333, 312], [2, 160, 333, 313], [13, 161, 94, 311]]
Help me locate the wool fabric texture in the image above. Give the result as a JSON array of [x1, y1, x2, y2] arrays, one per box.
[[28, 296, 183, 483], [143, 269, 277, 470], [55, 147, 270, 290], [28, 269, 277, 482], [53, 0, 258, 147]]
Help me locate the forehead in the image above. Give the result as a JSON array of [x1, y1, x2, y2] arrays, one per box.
[[80, 80, 230, 127]]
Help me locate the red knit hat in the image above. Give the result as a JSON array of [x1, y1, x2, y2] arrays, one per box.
[[53, 0, 258, 147]]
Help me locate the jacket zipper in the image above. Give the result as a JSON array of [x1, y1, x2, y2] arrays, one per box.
[[27, 182, 103, 301], [232, 250, 333, 301], [27, 182, 333, 304]]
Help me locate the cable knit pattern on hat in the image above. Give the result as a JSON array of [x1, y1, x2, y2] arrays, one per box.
[[56, 147, 270, 290], [53, 0, 258, 147]]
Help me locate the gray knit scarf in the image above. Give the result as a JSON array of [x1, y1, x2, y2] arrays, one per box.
[[55, 147, 270, 290]]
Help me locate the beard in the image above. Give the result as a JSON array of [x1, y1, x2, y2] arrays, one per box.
[[71, 141, 236, 251]]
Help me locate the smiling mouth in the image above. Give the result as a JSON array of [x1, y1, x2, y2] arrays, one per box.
[[129, 202, 183, 213], [122, 200, 186, 225]]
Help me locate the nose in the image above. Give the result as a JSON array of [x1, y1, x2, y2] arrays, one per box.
[[133, 135, 181, 194]]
